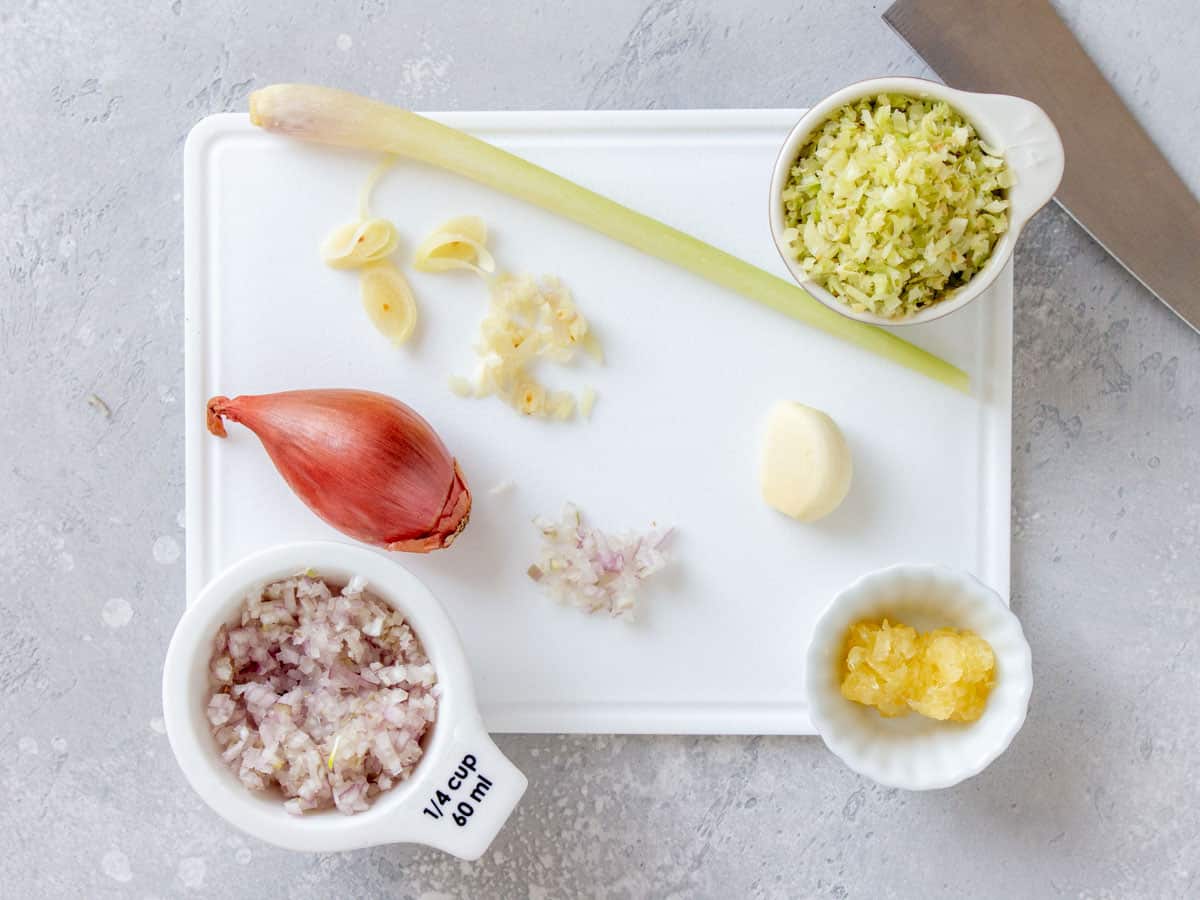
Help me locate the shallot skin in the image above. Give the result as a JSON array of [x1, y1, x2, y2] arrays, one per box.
[[207, 390, 470, 552]]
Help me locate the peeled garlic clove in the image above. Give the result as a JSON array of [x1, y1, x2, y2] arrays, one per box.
[[760, 401, 853, 522], [413, 216, 496, 274], [322, 218, 400, 269], [361, 261, 418, 345]]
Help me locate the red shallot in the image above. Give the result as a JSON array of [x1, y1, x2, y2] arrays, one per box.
[[206, 389, 470, 552]]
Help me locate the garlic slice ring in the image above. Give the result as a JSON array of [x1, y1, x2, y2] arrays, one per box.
[[413, 216, 495, 275], [322, 218, 400, 269], [360, 261, 418, 345]]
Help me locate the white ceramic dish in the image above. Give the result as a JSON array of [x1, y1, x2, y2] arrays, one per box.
[[804, 564, 1032, 790], [161, 541, 527, 858], [768, 76, 1064, 326], [185, 110, 1013, 735]]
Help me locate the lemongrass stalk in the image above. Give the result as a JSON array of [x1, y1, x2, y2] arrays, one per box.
[[250, 84, 968, 392]]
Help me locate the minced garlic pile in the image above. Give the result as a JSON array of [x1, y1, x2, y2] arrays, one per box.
[[451, 273, 602, 420]]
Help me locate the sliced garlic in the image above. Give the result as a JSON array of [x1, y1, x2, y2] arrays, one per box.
[[413, 215, 496, 275], [322, 218, 400, 269], [760, 402, 853, 522], [360, 261, 417, 345]]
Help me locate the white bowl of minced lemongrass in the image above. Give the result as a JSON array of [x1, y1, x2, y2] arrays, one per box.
[[768, 77, 1064, 326]]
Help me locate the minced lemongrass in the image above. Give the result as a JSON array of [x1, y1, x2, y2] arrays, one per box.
[[782, 94, 1013, 319], [250, 85, 967, 391]]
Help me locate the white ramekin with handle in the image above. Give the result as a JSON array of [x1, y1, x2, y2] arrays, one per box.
[[162, 540, 527, 860], [769, 75, 1065, 325]]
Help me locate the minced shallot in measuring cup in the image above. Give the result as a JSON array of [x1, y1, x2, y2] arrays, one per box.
[[206, 573, 438, 815]]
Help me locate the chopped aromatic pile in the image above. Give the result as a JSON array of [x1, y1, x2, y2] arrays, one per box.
[[207, 574, 438, 815], [782, 93, 1012, 318], [414, 221, 599, 419], [455, 273, 602, 420], [840, 618, 996, 722], [527, 503, 672, 621]]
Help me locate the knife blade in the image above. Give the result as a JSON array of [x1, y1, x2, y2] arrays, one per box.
[[884, 0, 1200, 334]]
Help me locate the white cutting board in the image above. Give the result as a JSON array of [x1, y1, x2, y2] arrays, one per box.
[[184, 110, 1011, 735]]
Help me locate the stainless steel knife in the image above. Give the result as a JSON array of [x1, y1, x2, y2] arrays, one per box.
[[884, 0, 1200, 333]]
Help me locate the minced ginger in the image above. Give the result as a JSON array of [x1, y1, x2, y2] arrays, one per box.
[[840, 619, 996, 722]]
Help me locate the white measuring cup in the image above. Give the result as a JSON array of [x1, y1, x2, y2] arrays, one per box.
[[162, 541, 527, 860], [768, 75, 1065, 326]]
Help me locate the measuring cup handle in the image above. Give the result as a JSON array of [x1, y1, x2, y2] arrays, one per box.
[[387, 715, 527, 861], [973, 93, 1066, 230]]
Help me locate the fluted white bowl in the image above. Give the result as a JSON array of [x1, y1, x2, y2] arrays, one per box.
[[805, 564, 1032, 790]]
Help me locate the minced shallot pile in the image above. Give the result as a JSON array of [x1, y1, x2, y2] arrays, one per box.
[[206, 574, 438, 815], [527, 503, 672, 621]]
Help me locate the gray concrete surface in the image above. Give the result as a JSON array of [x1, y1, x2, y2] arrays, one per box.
[[2, 0, 1198, 896]]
